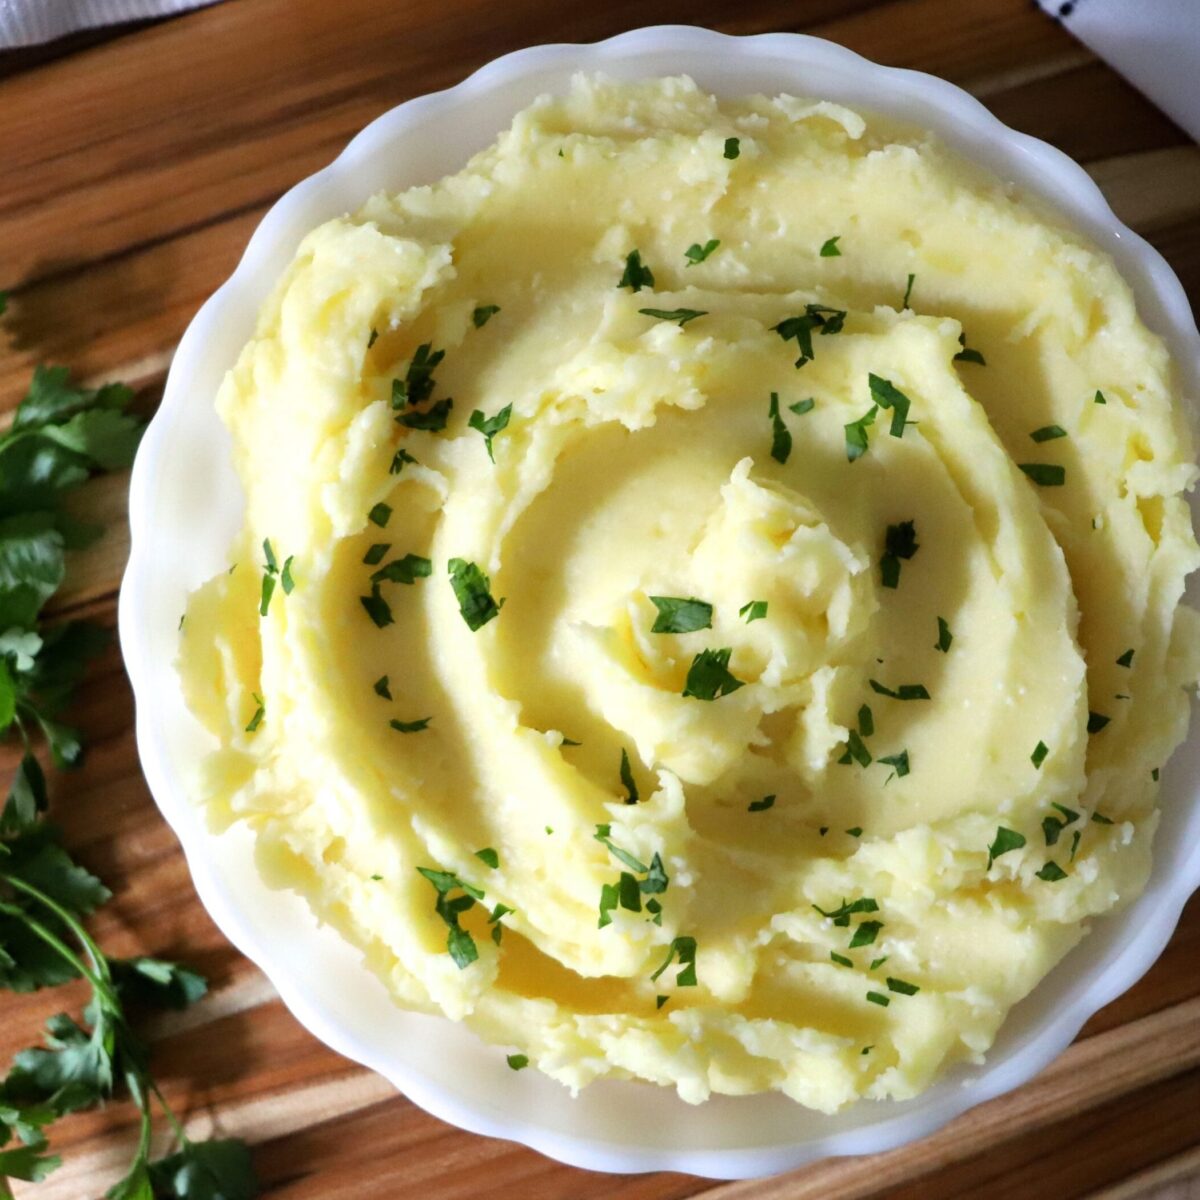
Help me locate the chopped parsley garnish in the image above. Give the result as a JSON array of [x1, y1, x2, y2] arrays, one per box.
[[1117, 648, 1134, 667], [790, 397, 815, 416], [849, 920, 881, 948], [866, 991, 890, 1007], [878, 750, 910, 779], [259, 538, 294, 616], [935, 616, 953, 653], [1042, 816, 1064, 846], [363, 542, 390, 566], [880, 520, 919, 589], [1031, 740, 1049, 769], [831, 951, 853, 967], [390, 447, 418, 475], [594, 824, 650, 874], [870, 956, 888, 971], [361, 586, 394, 628], [845, 826, 863, 838], [506, 1053, 528, 1070], [842, 729, 872, 767], [618, 250, 655, 292], [417, 866, 484, 969], [368, 327, 379, 349], [638, 307, 707, 326], [1019, 463, 1066, 487], [448, 557, 503, 631], [685, 239, 720, 265], [475, 848, 499, 869], [1087, 711, 1110, 734], [844, 405, 877, 462], [769, 391, 792, 464], [1031, 425, 1068, 442], [1092, 811, 1114, 824], [1053, 802, 1080, 823], [1095, 390, 1107, 405], [488, 905, 511, 944], [245, 694, 265, 733], [390, 717, 431, 733], [886, 976, 920, 995], [656, 994, 669, 1009], [682, 648, 745, 701], [619, 748, 639, 805], [373, 675, 391, 699], [1151, 768, 1160, 783], [813, 897, 878, 924], [372, 553, 432, 585], [868, 374, 912, 438], [987, 826, 1026, 869], [398, 398, 453, 431], [391, 342, 444, 410], [1070, 830, 1082, 862], [1036, 860, 1068, 882], [649, 595, 713, 634], [472, 305, 500, 328], [468, 403, 512, 462], [858, 704, 874, 737], [772, 304, 847, 368], [820, 236, 842, 257], [740, 600, 768, 622], [748, 794, 776, 812], [869, 679, 929, 701], [650, 936, 697, 987], [902, 273, 916, 309], [953, 334, 986, 365], [368, 503, 391, 528], [723, 137, 740, 159]]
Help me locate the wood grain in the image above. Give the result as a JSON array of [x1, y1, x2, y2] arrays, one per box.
[[2, 0, 1199, 1196]]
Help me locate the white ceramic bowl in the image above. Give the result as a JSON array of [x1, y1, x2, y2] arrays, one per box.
[[119, 25, 1200, 1179]]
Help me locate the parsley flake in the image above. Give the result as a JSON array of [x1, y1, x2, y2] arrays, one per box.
[[448, 558, 503, 631], [858, 704, 874, 737], [820, 236, 842, 257], [368, 503, 391, 528], [506, 1053, 528, 1070], [475, 848, 499, 869], [1095, 390, 1108, 405], [790, 398, 815, 417], [367, 328, 379, 349], [870, 955, 888, 971], [639, 307, 707, 326], [843, 729, 872, 767], [831, 951, 853, 967], [390, 447, 417, 475], [953, 334, 986, 365], [1117, 648, 1134, 667], [685, 239, 720, 265], [772, 304, 847, 367], [769, 391, 792, 464], [740, 600, 768, 623], [618, 250, 655, 292], [1031, 425, 1068, 443], [473, 305, 500, 328], [1092, 811, 1115, 824], [245, 695, 265, 733], [869, 678, 929, 701], [723, 137, 740, 159], [619, 748, 639, 805], [886, 976, 920, 995], [880, 520, 919, 588], [656, 994, 669, 1009], [1019, 463, 1066, 487], [868, 374, 912, 438], [468, 404, 512, 462], [398, 398, 453, 431], [682, 648, 745, 701], [849, 920, 881, 948], [902, 273, 916, 309], [372, 553, 432, 585], [844, 405, 877, 462], [866, 991, 890, 1007], [935, 616, 953, 653], [650, 936, 697, 987], [1031, 740, 1049, 769], [594, 824, 650, 874], [649, 595, 713, 634], [1087, 711, 1110, 734], [391, 343, 444, 410], [360, 586, 394, 628], [748, 794, 776, 812], [878, 750, 910, 779], [987, 826, 1026, 869], [417, 866, 482, 969], [1036, 860, 1068, 882], [813, 897, 878, 923], [373, 676, 391, 700], [363, 542, 390, 566], [390, 717, 431, 733], [845, 826, 863, 838]]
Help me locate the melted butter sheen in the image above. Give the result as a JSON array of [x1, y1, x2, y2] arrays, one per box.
[[179, 75, 1200, 1112]]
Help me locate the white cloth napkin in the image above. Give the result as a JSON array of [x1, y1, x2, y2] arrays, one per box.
[[0, 0, 223, 49], [1036, 0, 1200, 143]]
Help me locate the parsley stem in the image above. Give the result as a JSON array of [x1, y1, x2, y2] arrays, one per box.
[[0, 893, 111, 1000], [0, 870, 113, 986], [151, 1078, 191, 1147]]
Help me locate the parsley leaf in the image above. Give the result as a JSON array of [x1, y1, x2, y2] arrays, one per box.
[[146, 1139, 258, 1199], [820, 236, 842, 257], [638, 308, 707, 326], [987, 826, 1026, 869], [682, 648, 745, 701], [935, 616, 953, 653], [1019, 463, 1066, 487], [417, 867, 481, 968], [472, 305, 500, 328], [618, 250, 655, 292], [880, 520, 918, 589], [739, 600, 767, 623], [868, 375, 912, 438], [468, 404, 512, 463], [684, 240, 720, 265], [768, 392, 792, 464], [649, 596, 712, 634], [448, 558, 503, 631]]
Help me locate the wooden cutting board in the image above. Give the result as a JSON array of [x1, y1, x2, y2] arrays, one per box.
[[2, 1, 1199, 1196]]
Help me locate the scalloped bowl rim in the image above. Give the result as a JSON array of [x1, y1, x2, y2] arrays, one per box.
[[118, 25, 1200, 1180]]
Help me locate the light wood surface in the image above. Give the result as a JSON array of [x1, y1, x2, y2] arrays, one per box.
[[2, 1, 1199, 1196]]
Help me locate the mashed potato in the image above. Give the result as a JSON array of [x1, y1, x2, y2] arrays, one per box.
[[179, 75, 1200, 1111]]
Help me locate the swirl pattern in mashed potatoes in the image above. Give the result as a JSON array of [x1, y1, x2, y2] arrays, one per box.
[[180, 75, 1200, 1111]]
